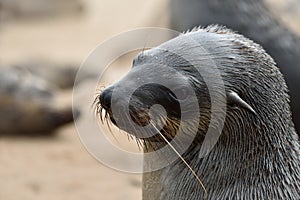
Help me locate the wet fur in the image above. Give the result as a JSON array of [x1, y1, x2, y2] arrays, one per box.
[[170, 0, 300, 133], [97, 26, 300, 199]]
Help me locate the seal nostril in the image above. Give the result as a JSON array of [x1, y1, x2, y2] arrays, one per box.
[[99, 87, 113, 110]]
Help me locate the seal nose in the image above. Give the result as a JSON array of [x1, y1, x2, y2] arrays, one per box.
[[99, 87, 113, 110]]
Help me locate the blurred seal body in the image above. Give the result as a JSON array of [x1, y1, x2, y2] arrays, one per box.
[[0, 67, 77, 135], [98, 26, 300, 199], [170, 0, 300, 133]]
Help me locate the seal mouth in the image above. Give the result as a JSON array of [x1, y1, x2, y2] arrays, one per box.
[[129, 109, 151, 126], [94, 87, 183, 145], [94, 91, 146, 125], [94, 97, 150, 128], [100, 107, 116, 124]]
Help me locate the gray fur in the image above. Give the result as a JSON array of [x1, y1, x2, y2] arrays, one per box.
[[98, 26, 300, 199], [170, 0, 300, 133]]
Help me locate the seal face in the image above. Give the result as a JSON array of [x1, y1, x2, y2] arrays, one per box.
[[96, 25, 300, 199]]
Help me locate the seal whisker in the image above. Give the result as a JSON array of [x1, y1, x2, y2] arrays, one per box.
[[149, 121, 208, 200], [105, 117, 120, 143], [95, 25, 300, 199], [125, 111, 145, 150]]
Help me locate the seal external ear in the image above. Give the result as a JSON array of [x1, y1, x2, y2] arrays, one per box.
[[227, 91, 256, 115]]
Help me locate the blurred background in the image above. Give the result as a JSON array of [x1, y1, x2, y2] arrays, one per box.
[[0, 0, 299, 200]]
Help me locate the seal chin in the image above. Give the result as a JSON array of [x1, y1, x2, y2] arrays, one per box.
[[109, 108, 151, 128], [96, 83, 183, 143], [129, 109, 151, 126]]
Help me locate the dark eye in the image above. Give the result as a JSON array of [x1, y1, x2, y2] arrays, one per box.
[[172, 86, 190, 101]]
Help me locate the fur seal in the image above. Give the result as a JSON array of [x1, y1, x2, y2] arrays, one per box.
[[96, 26, 300, 199], [0, 66, 79, 135], [17, 60, 96, 89], [170, 0, 300, 133]]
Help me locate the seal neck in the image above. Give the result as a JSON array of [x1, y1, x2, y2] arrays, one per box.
[[142, 119, 300, 200]]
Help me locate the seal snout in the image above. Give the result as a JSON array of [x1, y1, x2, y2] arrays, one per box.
[[99, 86, 114, 111]]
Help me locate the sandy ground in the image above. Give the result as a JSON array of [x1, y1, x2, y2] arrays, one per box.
[[0, 0, 169, 199], [0, 0, 299, 200]]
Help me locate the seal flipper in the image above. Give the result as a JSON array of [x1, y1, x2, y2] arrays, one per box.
[[227, 91, 256, 115]]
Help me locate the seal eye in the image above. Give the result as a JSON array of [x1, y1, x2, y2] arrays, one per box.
[[172, 87, 190, 101]]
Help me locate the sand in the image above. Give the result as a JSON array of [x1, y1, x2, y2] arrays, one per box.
[[0, 0, 298, 199], [0, 0, 169, 199]]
